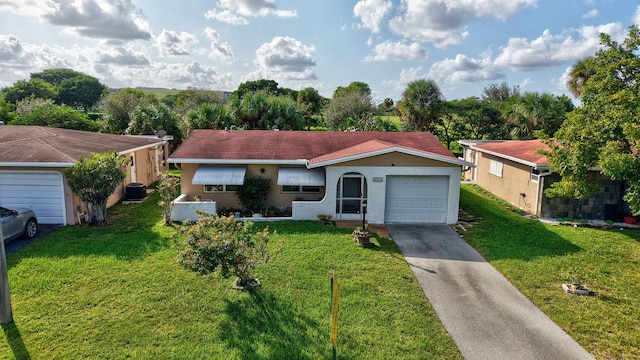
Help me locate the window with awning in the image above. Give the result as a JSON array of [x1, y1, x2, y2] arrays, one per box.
[[192, 167, 246, 185], [277, 167, 325, 186]]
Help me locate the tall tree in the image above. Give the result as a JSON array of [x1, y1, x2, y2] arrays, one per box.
[[481, 81, 520, 103], [397, 79, 444, 132], [544, 25, 640, 213], [57, 75, 107, 111], [1, 78, 57, 104], [65, 152, 127, 226], [324, 84, 374, 131], [31, 68, 84, 86], [505, 93, 574, 139], [566, 57, 595, 98], [234, 79, 279, 99], [447, 97, 505, 140], [102, 88, 153, 134]]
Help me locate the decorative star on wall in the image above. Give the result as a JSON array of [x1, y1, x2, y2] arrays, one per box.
[[259, 167, 267, 175]]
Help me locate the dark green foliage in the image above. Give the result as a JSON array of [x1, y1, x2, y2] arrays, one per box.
[[31, 68, 85, 86], [174, 212, 275, 287], [235, 176, 272, 213], [1, 78, 57, 104], [57, 75, 107, 111], [12, 102, 98, 131], [64, 152, 127, 226], [544, 25, 640, 213], [398, 79, 444, 132]]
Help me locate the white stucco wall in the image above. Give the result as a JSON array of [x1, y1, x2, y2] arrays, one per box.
[[170, 194, 218, 222], [292, 165, 462, 224]]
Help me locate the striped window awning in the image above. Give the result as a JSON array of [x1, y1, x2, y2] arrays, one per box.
[[192, 167, 246, 185], [277, 167, 325, 186]]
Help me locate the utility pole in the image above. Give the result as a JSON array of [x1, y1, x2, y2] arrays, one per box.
[[0, 225, 13, 323]]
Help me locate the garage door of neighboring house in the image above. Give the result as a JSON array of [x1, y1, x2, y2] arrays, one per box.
[[385, 175, 448, 223], [0, 170, 66, 224]]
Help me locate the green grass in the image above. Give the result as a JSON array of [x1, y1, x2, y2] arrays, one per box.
[[460, 184, 640, 360], [1, 193, 461, 359]]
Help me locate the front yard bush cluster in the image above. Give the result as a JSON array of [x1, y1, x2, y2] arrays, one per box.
[[173, 211, 279, 288]]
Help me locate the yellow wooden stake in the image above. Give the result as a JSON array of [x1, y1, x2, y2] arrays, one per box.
[[331, 274, 339, 357]]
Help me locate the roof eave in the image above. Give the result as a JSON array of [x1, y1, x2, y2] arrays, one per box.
[[0, 162, 74, 167], [309, 147, 473, 168], [469, 145, 548, 168], [168, 158, 309, 166]]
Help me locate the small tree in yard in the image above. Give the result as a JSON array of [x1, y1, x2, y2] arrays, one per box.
[[65, 152, 127, 226], [174, 211, 280, 289], [235, 176, 272, 213], [157, 172, 180, 225]]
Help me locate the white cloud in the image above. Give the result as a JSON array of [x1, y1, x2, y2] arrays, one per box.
[[0, 34, 73, 86], [364, 41, 427, 61], [155, 29, 198, 57], [428, 54, 504, 84], [96, 46, 150, 66], [44, 0, 152, 41], [353, 0, 393, 33], [204, 9, 249, 25], [206, 0, 297, 24], [582, 9, 599, 18], [382, 66, 427, 94], [204, 28, 235, 63], [0, 0, 51, 17], [634, 6, 640, 25], [389, 0, 537, 48], [494, 23, 626, 71], [96, 60, 235, 90], [252, 36, 316, 81]]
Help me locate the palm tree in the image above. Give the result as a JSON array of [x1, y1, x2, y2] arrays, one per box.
[[566, 57, 595, 98], [398, 79, 444, 132]]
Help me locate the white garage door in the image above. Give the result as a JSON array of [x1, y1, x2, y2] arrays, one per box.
[[0, 170, 66, 224], [385, 176, 448, 223]]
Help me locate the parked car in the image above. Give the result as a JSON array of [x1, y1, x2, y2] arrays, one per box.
[[1, 206, 37, 242]]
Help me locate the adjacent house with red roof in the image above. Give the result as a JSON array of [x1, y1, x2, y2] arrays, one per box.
[[0, 126, 171, 225], [459, 139, 626, 221], [168, 130, 473, 224]]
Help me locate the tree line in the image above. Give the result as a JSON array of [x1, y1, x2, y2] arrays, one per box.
[[1, 68, 576, 154]]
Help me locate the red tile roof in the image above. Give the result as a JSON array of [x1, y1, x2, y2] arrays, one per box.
[[0, 126, 165, 164], [473, 139, 549, 165], [169, 130, 459, 163]]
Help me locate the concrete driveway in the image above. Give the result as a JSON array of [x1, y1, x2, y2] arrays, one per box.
[[387, 224, 594, 360]]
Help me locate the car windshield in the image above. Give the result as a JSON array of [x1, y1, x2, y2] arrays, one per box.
[[0, 208, 14, 217]]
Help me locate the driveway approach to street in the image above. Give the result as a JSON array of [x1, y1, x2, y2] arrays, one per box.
[[387, 224, 594, 360]]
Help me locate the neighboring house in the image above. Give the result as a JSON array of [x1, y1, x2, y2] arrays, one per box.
[[459, 139, 625, 221], [0, 126, 171, 225], [168, 130, 473, 224]]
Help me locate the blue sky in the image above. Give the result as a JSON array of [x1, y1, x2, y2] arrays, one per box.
[[0, 1, 638, 104]]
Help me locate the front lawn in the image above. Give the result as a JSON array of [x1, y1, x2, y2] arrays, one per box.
[[460, 185, 640, 360], [1, 193, 461, 359]]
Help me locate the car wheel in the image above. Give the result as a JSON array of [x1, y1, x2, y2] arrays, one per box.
[[23, 218, 38, 239]]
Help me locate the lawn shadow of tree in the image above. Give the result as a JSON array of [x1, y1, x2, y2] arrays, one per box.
[[458, 186, 584, 261], [8, 194, 171, 263], [219, 288, 331, 360]]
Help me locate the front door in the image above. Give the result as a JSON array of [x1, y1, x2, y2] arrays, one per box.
[[336, 174, 367, 219]]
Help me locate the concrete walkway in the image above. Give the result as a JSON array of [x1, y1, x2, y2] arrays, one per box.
[[387, 224, 594, 360]]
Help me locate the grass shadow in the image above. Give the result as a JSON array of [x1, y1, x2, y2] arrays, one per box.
[[2, 321, 30, 360], [7, 193, 172, 263], [219, 288, 329, 360], [460, 186, 584, 261]]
